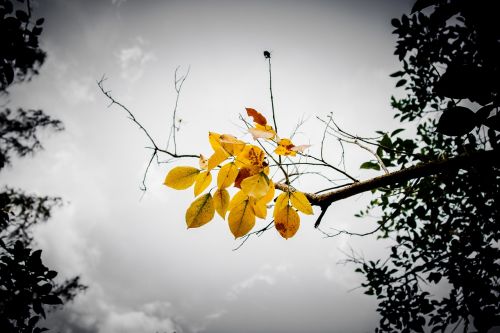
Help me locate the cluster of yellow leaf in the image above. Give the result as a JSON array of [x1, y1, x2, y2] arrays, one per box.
[[164, 108, 313, 239]]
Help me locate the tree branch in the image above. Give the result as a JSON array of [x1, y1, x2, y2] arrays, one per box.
[[275, 149, 498, 227], [97, 76, 198, 160]]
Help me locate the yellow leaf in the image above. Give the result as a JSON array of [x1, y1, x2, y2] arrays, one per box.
[[273, 192, 290, 217], [199, 154, 208, 169], [290, 191, 313, 215], [235, 145, 266, 168], [208, 132, 223, 151], [234, 165, 261, 188], [185, 193, 215, 228], [217, 162, 239, 189], [207, 147, 229, 171], [164, 166, 200, 190], [228, 190, 248, 211], [219, 134, 246, 155], [213, 188, 230, 219], [228, 199, 256, 238], [275, 138, 297, 157], [275, 138, 310, 156], [274, 205, 300, 239], [259, 180, 275, 204], [252, 198, 268, 219], [241, 172, 270, 199], [194, 171, 212, 196]]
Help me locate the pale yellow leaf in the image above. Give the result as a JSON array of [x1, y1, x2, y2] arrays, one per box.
[[248, 124, 276, 140], [228, 199, 256, 238], [290, 191, 313, 215], [290, 144, 311, 153], [213, 188, 230, 219], [164, 166, 200, 190], [273, 192, 290, 217], [258, 180, 275, 204], [207, 147, 229, 171], [274, 205, 300, 239], [217, 162, 239, 189], [219, 134, 246, 155], [199, 154, 208, 169], [240, 172, 270, 199], [193, 171, 212, 196], [228, 190, 248, 211], [185, 193, 215, 228]]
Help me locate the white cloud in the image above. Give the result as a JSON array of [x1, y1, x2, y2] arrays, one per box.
[[64, 78, 96, 105], [45, 289, 186, 333], [225, 264, 292, 301], [116, 40, 155, 83]]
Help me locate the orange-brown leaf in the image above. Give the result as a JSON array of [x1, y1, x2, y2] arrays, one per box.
[[246, 108, 267, 126]]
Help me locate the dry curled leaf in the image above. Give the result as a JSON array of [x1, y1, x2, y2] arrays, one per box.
[[246, 107, 268, 126]]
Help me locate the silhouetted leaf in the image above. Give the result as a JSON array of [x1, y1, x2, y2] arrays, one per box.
[[390, 71, 404, 77], [41, 295, 62, 305], [36, 18, 45, 25], [411, 0, 437, 13], [2, 64, 14, 85], [391, 18, 401, 28], [391, 128, 405, 136], [437, 106, 476, 136], [484, 114, 500, 131], [396, 79, 407, 87], [28, 315, 40, 327], [32, 26, 43, 35], [475, 104, 496, 124], [360, 161, 381, 171], [15, 9, 28, 22], [434, 65, 495, 103], [428, 272, 442, 283], [38, 283, 52, 294]]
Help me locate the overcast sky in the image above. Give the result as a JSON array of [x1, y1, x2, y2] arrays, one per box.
[[3, 0, 416, 332]]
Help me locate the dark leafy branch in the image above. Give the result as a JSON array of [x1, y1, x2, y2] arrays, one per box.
[[275, 148, 498, 227]]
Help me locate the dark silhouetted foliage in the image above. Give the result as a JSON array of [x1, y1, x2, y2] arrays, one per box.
[[0, 0, 46, 92], [356, 0, 500, 332], [0, 1, 86, 332]]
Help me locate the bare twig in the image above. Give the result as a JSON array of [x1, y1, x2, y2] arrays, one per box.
[[97, 76, 198, 192], [266, 52, 278, 134], [352, 139, 389, 174], [233, 221, 274, 251], [166, 66, 190, 154]]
